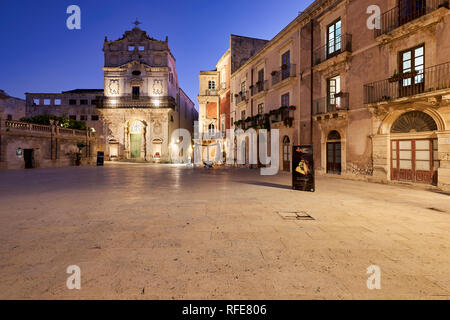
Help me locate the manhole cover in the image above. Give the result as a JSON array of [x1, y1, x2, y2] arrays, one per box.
[[277, 211, 314, 220]]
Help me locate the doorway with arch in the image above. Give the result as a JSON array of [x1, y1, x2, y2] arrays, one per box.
[[326, 130, 341, 175]]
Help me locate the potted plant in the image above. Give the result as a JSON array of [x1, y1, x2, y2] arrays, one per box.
[[75, 142, 86, 166], [401, 70, 418, 79], [388, 70, 402, 83], [154, 152, 161, 158], [281, 64, 288, 70], [288, 105, 296, 111]]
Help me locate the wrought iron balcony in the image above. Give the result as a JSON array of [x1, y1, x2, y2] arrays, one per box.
[[375, 0, 448, 37], [251, 80, 268, 95], [271, 64, 297, 86], [313, 34, 352, 66], [235, 91, 248, 104], [313, 93, 349, 115], [363, 61, 450, 104]]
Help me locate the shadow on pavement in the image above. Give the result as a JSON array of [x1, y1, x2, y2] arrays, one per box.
[[239, 181, 292, 190]]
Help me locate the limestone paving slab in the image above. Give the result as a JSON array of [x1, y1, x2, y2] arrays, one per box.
[[0, 163, 449, 299]]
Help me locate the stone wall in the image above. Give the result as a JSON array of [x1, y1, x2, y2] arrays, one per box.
[[0, 120, 96, 170]]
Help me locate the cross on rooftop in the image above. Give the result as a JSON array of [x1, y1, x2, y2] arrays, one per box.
[[133, 19, 141, 27]]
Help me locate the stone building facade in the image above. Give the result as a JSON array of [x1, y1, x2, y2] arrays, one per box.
[[0, 90, 25, 121], [201, 0, 450, 190], [197, 36, 268, 163], [25, 25, 197, 163]]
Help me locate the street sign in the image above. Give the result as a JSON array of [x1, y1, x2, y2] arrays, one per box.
[[292, 145, 315, 192], [97, 151, 104, 166]]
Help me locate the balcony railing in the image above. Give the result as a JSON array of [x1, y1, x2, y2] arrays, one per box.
[[313, 93, 349, 115], [363, 61, 450, 104], [313, 34, 352, 66], [201, 89, 219, 96], [251, 80, 268, 95], [271, 64, 297, 86], [235, 91, 248, 104], [99, 95, 176, 108], [375, 0, 448, 37], [1, 119, 92, 137]]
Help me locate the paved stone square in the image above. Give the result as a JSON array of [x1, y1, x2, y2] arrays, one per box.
[[0, 164, 449, 299]]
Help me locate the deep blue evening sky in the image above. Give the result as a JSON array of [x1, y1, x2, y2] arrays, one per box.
[[0, 0, 310, 108]]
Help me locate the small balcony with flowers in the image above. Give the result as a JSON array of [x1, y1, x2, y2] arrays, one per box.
[[271, 64, 297, 90], [269, 105, 296, 129], [234, 114, 271, 131], [363, 61, 450, 108], [250, 80, 268, 99], [234, 90, 249, 107]]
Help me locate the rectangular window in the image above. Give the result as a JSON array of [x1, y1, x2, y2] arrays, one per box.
[[327, 75, 341, 107], [69, 115, 76, 120], [327, 19, 342, 56], [241, 81, 246, 93], [132, 86, 140, 99], [231, 117, 234, 126], [208, 80, 216, 90], [69, 99, 77, 105], [258, 103, 264, 114], [80, 115, 87, 121], [281, 93, 290, 107], [7, 114, 12, 120], [138, 46, 145, 51], [241, 110, 245, 120], [281, 51, 291, 80], [54, 99, 61, 105], [257, 69, 264, 91], [80, 99, 88, 105], [33, 99, 39, 105], [91, 115, 99, 121], [128, 46, 135, 51], [400, 45, 424, 87], [44, 99, 51, 105]]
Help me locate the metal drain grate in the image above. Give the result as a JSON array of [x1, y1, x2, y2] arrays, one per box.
[[277, 210, 314, 221]]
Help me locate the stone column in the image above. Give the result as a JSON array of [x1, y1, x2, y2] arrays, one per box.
[[437, 131, 450, 191], [371, 134, 390, 183]]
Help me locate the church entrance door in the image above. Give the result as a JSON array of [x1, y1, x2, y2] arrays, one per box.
[[130, 134, 142, 159]]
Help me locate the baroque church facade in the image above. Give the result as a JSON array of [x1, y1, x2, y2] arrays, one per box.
[[25, 24, 197, 162]]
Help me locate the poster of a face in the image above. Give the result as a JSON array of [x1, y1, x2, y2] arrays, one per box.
[[292, 145, 315, 192]]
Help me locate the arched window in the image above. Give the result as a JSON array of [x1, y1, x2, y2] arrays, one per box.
[[391, 111, 437, 133], [208, 123, 215, 136], [327, 130, 341, 141]]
